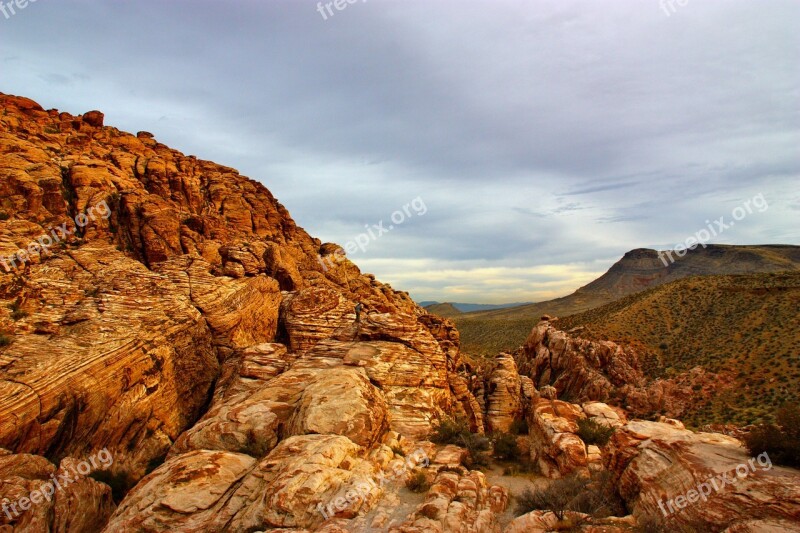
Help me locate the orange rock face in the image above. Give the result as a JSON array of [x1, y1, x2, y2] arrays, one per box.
[[0, 93, 506, 531], [604, 420, 800, 531], [517, 320, 728, 420]]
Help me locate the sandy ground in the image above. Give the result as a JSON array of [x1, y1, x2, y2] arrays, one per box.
[[484, 461, 549, 529]]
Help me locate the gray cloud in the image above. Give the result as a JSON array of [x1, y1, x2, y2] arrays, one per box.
[[2, 0, 797, 302]]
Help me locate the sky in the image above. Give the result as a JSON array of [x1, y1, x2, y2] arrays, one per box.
[[2, 0, 798, 303]]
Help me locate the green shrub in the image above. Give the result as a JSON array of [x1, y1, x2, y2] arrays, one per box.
[[0, 334, 11, 347], [431, 416, 492, 468], [431, 416, 471, 445], [461, 433, 491, 468], [744, 403, 800, 467], [0, 212, 10, 221], [492, 432, 520, 461], [576, 418, 615, 446], [406, 471, 429, 493]]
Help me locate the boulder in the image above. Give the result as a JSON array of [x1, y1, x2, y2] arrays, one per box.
[[604, 420, 800, 531]]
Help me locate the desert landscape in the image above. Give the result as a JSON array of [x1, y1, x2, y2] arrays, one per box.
[[2, 1, 799, 532]]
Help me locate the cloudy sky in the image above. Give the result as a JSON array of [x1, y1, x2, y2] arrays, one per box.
[[2, 0, 798, 303]]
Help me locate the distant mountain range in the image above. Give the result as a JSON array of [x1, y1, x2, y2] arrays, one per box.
[[419, 301, 532, 315], [449, 244, 800, 357], [462, 244, 800, 320]]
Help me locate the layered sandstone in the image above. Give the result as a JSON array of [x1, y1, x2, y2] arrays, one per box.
[[604, 420, 800, 531], [0, 449, 115, 532], [0, 93, 509, 531]]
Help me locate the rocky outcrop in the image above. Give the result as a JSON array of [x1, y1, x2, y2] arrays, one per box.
[[105, 435, 381, 532], [517, 321, 645, 403], [0, 243, 219, 477], [0, 93, 497, 531], [604, 420, 800, 531], [526, 397, 626, 478], [507, 511, 637, 533], [387, 470, 508, 533], [527, 398, 588, 479], [0, 449, 116, 532], [482, 353, 523, 433], [517, 320, 728, 419]]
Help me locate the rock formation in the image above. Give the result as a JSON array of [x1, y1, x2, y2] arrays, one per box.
[[517, 319, 729, 420], [0, 93, 505, 532], [604, 420, 800, 531]]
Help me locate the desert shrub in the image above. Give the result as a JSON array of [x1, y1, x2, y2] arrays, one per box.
[[576, 418, 615, 446], [514, 472, 624, 521], [569, 471, 626, 518], [0, 334, 11, 347], [430, 416, 471, 445], [515, 486, 550, 516], [0, 212, 9, 221], [430, 416, 491, 468], [461, 433, 491, 468], [510, 418, 529, 435], [491, 432, 520, 461], [406, 471, 430, 493], [744, 403, 800, 467], [9, 301, 28, 321], [514, 474, 589, 520]]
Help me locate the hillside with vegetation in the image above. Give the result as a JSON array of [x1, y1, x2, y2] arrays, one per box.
[[557, 271, 800, 427], [453, 245, 800, 358]]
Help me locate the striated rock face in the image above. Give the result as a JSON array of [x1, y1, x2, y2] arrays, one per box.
[[517, 321, 645, 403], [526, 397, 627, 479], [482, 353, 523, 434], [527, 398, 588, 479], [604, 420, 800, 532], [0, 243, 220, 477], [106, 435, 382, 532], [0, 93, 510, 531], [517, 320, 728, 419], [0, 449, 116, 532]]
